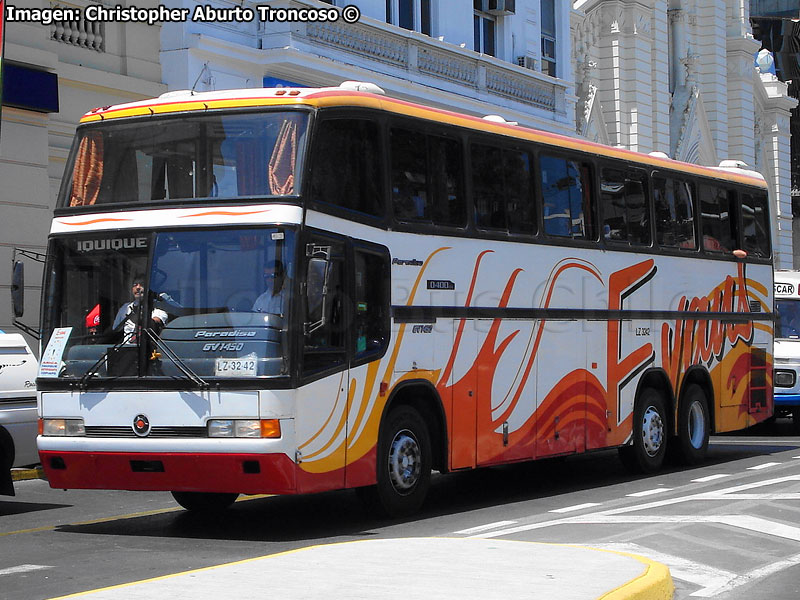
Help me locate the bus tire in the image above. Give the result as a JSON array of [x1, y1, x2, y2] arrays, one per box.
[[673, 384, 710, 465], [171, 491, 239, 512], [359, 405, 431, 518], [619, 387, 668, 474]]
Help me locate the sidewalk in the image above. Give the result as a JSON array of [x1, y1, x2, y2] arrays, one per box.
[[50, 537, 674, 600]]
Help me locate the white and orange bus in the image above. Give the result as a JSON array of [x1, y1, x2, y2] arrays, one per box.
[[27, 82, 772, 516]]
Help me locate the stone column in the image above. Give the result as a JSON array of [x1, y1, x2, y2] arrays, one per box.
[[758, 73, 797, 269]]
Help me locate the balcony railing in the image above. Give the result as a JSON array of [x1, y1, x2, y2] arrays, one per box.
[[49, 2, 105, 52], [259, 6, 566, 116]]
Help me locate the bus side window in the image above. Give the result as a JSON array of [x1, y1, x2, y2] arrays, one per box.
[[600, 168, 650, 246], [506, 150, 535, 236], [740, 192, 771, 258], [471, 144, 505, 229], [541, 154, 591, 240], [699, 184, 737, 253], [654, 176, 696, 250], [429, 136, 466, 227], [353, 247, 390, 362], [470, 144, 534, 235], [391, 128, 429, 222], [309, 119, 383, 218]]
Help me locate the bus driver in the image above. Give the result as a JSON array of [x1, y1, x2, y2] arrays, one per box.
[[112, 274, 168, 343]]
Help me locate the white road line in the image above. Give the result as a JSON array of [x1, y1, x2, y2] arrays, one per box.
[[453, 520, 518, 535], [593, 543, 735, 591], [0, 564, 52, 576], [691, 551, 800, 597], [626, 488, 672, 497], [548, 502, 602, 513], [471, 475, 800, 539], [704, 493, 800, 500], [747, 462, 782, 470], [692, 474, 730, 483], [550, 514, 800, 543]]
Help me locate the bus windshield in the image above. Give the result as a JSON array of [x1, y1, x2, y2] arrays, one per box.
[[776, 299, 800, 340], [41, 227, 295, 381], [59, 111, 308, 207]]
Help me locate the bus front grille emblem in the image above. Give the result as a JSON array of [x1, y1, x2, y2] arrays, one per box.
[[133, 414, 150, 437]]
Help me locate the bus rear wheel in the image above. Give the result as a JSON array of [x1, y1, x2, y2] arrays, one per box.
[[673, 384, 710, 465], [171, 491, 239, 512], [619, 387, 668, 474], [358, 405, 431, 518]]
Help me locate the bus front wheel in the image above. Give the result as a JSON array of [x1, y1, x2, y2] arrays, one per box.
[[619, 388, 668, 474], [171, 491, 239, 512], [673, 384, 710, 465], [358, 405, 432, 518]]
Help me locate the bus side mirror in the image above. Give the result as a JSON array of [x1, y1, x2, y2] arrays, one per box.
[[305, 257, 329, 335], [11, 261, 24, 318]]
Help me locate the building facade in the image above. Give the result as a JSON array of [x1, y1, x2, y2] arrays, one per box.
[[572, 0, 797, 267], [0, 0, 165, 347], [160, 0, 576, 134]]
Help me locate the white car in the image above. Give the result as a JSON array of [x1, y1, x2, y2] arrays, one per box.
[[0, 333, 38, 496]]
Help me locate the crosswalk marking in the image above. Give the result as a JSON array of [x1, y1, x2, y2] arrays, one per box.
[[691, 474, 730, 483], [626, 488, 672, 497], [747, 462, 782, 470], [453, 521, 518, 535], [0, 564, 52, 577], [549, 502, 602, 513]]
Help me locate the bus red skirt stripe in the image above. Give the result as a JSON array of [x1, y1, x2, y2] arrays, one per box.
[[38, 450, 298, 495]]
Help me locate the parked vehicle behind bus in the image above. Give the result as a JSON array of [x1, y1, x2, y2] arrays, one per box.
[[28, 83, 773, 516], [0, 333, 38, 495], [773, 270, 800, 431]]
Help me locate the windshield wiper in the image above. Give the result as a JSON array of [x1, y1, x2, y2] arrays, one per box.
[[143, 327, 208, 388], [77, 331, 135, 389]]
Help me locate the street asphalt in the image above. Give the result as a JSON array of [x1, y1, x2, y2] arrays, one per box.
[[12, 468, 674, 600]]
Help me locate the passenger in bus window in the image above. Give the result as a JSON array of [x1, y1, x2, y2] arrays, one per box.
[[112, 274, 168, 343], [252, 262, 284, 315]]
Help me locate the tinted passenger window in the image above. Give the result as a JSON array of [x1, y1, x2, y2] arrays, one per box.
[[391, 128, 465, 227], [601, 169, 650, 245], [741, 192, 770, 258], [541, 155, 592, 239], [471, 144, 535, 235], [309, 119, 382, 218], [653, 177, 696, 249], [353, 247, 390, 361], [699, 185, 736, 253]]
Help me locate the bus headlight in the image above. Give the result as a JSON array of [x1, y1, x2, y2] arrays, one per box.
[[208, 419, 281, 438], [42, 418, 85, 436], [775, 370, 796, 388]]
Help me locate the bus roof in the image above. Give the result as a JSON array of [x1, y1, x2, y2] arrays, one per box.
[[80, 83, 767, 190]]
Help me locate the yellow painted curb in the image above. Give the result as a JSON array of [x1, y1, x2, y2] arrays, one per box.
[[11, 466, 45, 482], [594, 547, 674, 600]]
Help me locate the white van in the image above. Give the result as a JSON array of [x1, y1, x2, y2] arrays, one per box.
[[0, 333, 38, 495], [774, 270, 800, 431]]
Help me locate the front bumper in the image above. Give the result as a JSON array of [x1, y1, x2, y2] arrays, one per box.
[[39, 449, 297, 494]]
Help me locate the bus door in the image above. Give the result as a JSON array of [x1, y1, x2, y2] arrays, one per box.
[[296, 234, 349, 493]]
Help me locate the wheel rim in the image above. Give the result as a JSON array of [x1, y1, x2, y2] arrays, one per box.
[[687, 401, 706, 449], [387, 428, 421, 495], [641, 405, 664, 457]]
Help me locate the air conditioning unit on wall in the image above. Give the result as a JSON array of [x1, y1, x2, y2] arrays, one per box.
[[517, 55, 536, 70], [488, 0, 515, 15]]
